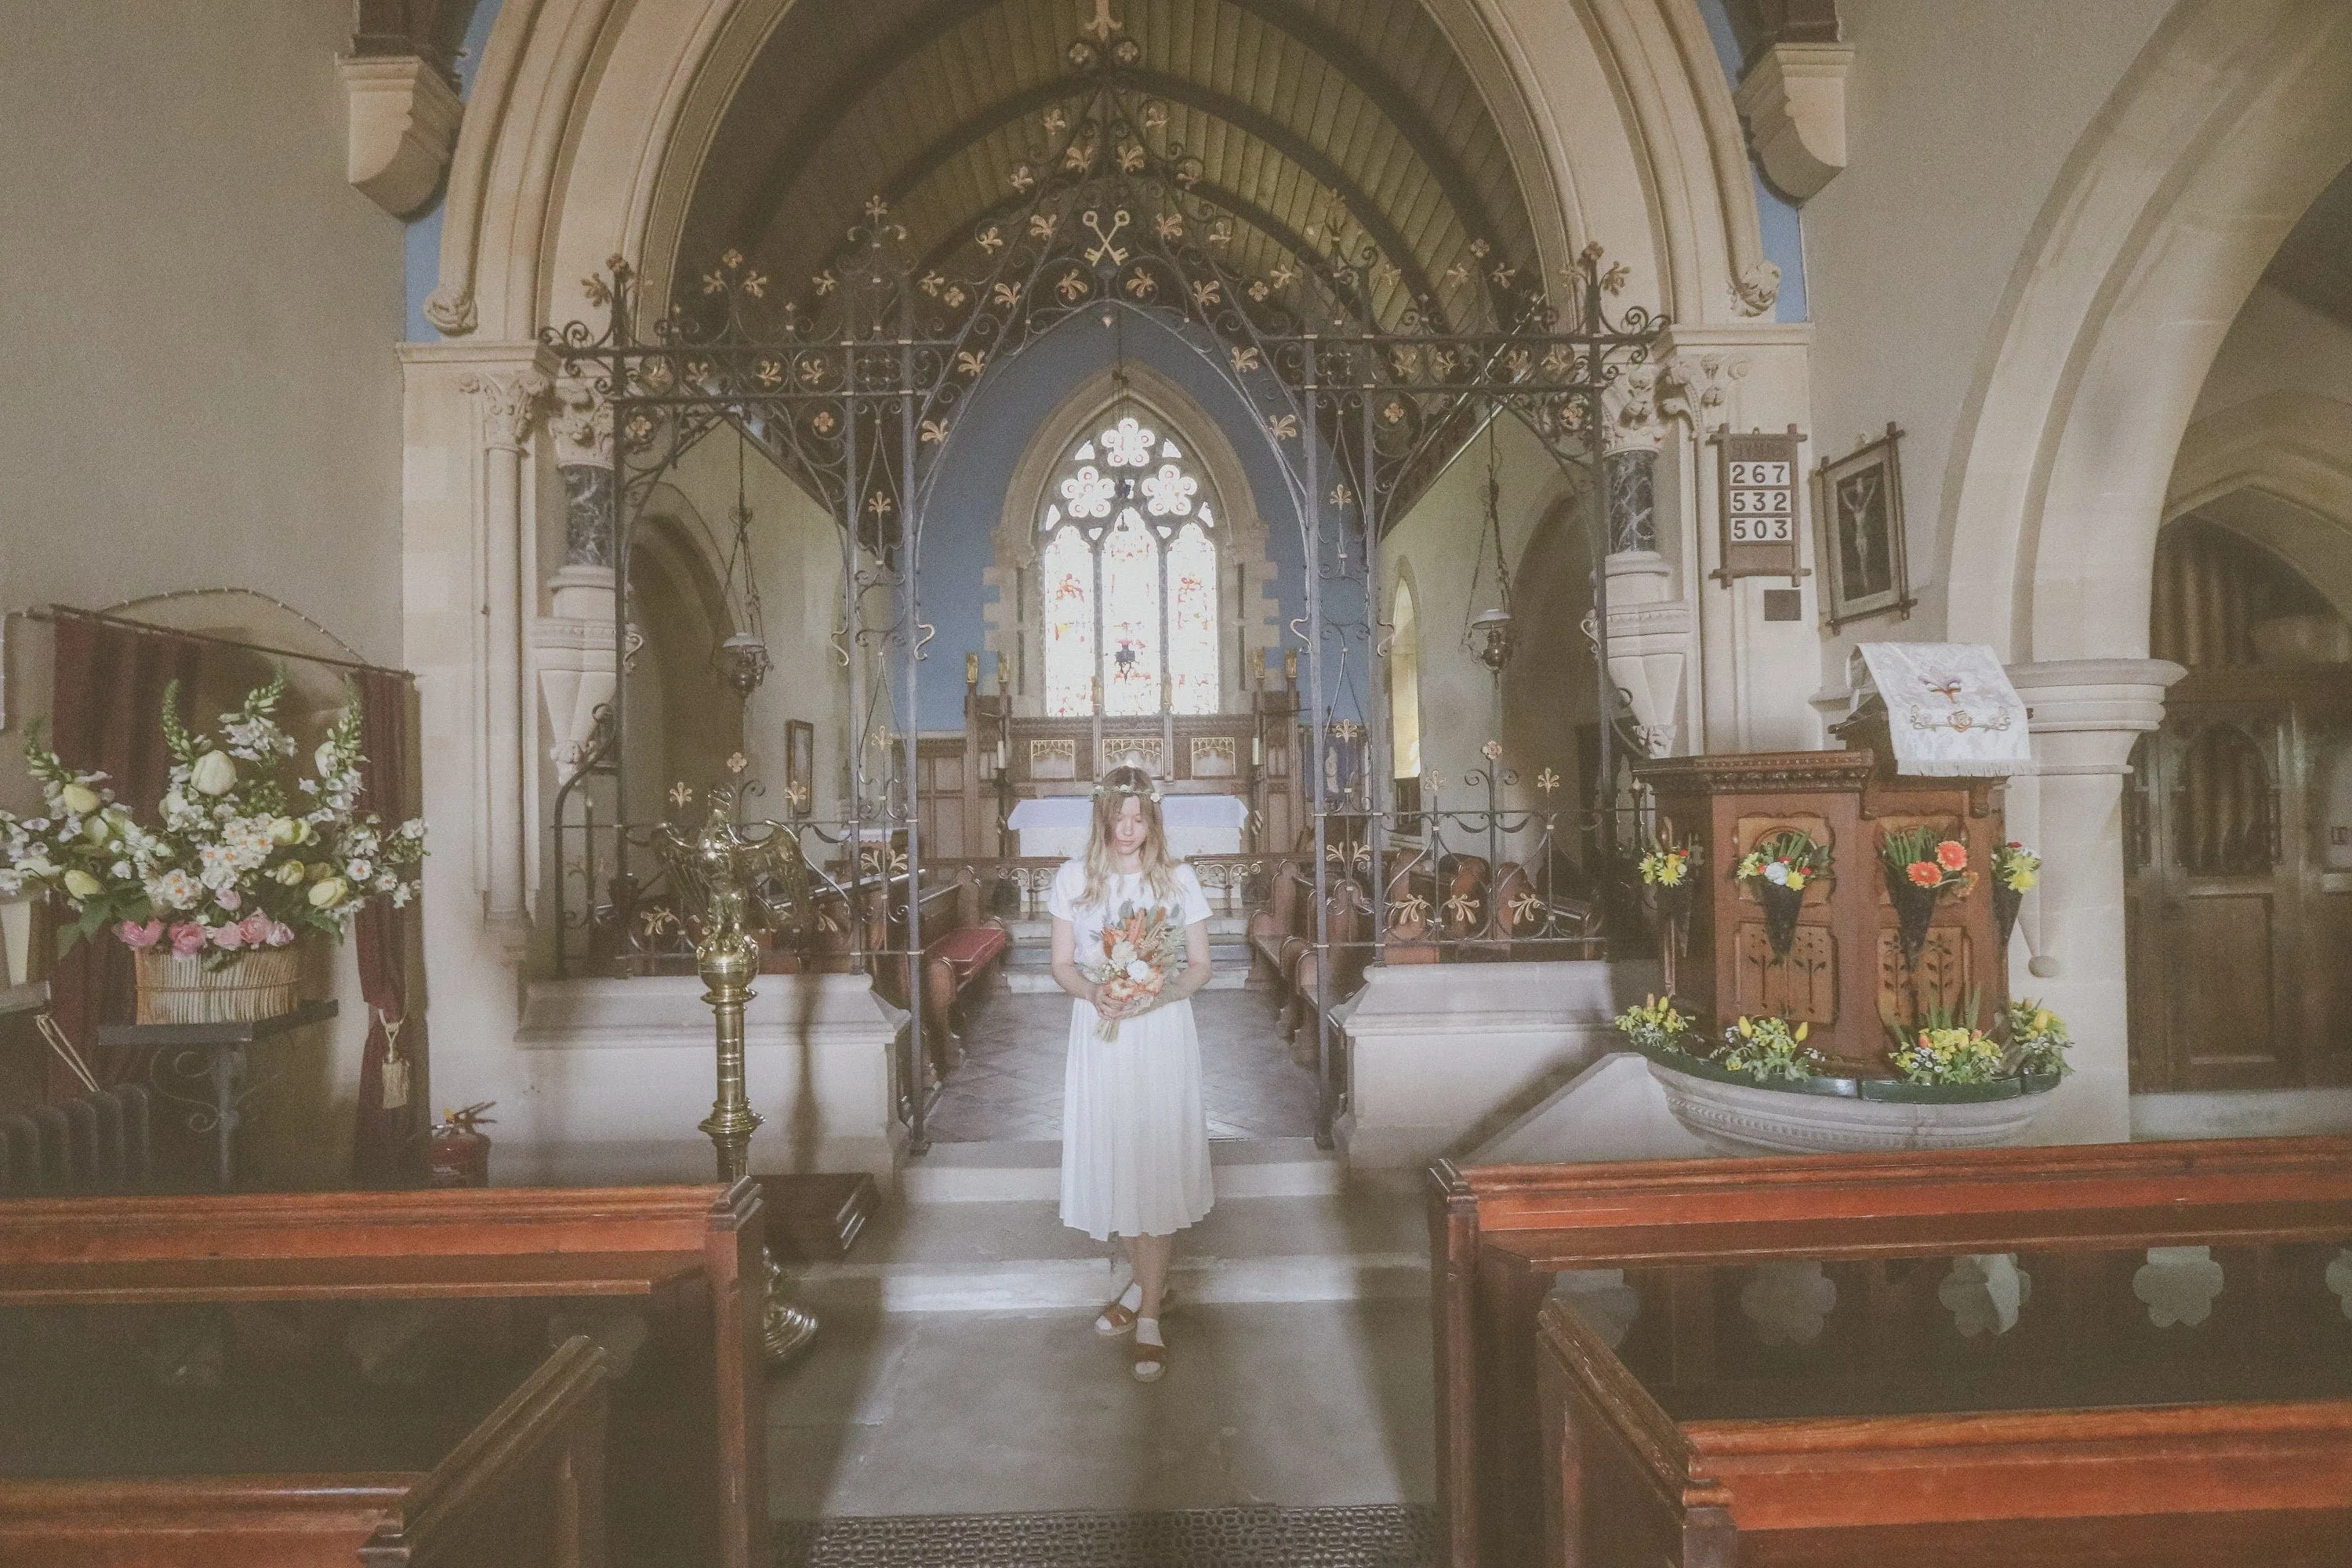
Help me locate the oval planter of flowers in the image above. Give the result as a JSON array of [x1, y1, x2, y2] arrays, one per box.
[[1636, 1044, 2060, 1156], [1616, 1000, 2070, 1157]]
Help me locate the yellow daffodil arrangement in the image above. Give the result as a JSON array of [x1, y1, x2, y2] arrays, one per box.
[[1990, 839, 2040, 946], [1637, 841, 1693, 889], [1991, 840, 2041, 891], [2004, 998, 2072, 1077], [0, 673, 424, 964], [1718, 1014, 1824, 1083], [1613, 993, 1693, 1052], [1886, 993, 2005, 1086]]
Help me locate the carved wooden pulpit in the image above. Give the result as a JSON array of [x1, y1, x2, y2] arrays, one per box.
[[1636, 677, 2018, 1077]]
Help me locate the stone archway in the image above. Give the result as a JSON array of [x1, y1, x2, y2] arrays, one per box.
[[1928, 0, 2352, 1141], [399, 0, 1797, 1174], [1941, 0, 2352, 662]]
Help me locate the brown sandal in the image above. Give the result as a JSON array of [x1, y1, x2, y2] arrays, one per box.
[[1131, 1338, 1167, 1381], [1094, 1290, 1176, 1338]]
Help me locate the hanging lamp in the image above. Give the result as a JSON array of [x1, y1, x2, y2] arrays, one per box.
[[1465, 416, 1515, 672], [713, 423, 771, 695]]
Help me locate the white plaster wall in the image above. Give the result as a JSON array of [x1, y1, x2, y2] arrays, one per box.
[[0, 0, 408, 662], [0, 2, 407, 1187], [1801, 0, 2176, 668], [640, 433, 854, 822], [1382, 418, 1581, 799]]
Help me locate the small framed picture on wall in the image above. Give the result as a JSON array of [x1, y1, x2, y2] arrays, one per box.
[[1815, 423, 1916, 629], [784, 720, 815, 818]]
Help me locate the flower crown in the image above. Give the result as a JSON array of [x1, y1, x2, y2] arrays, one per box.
[[1091, 775, 1164, 804]]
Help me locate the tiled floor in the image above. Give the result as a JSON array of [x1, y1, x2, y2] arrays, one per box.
[[925, 989, 1321, 1143]]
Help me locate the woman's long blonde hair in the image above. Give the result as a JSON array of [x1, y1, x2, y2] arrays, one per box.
[[1079, 764, 1182, 908]]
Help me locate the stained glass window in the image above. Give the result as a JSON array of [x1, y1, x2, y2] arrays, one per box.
[[1036, 414, 1221, 716], [1167, 521, 1219, 715], [1042, 526, 1095, 717]]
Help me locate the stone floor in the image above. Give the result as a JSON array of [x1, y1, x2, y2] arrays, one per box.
[[925, 989, 1320, 1143], [766, 1299, 1436, 1520]]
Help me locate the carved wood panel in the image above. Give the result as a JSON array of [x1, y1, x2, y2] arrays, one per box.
[[1735, 924, 1836, 1025], [1877, 927, 1974, 1031]]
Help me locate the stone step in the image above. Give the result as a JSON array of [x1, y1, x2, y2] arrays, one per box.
[[902, 1135, 1338, 1202], [1001, 966, 1254, 993], [789, 1184, 1426, 1314], [1001, 914, 1252, 943]]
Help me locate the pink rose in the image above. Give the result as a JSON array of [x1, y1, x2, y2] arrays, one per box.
[[214, 887, 241, 912], [210, 922, 245, 951], [168, 922, 208, 957], [237, 911, 270, 946], [117, 919, 164, 951], [265, 920, 296, 947]]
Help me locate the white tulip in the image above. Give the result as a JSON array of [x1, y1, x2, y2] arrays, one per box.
[[190, 751, 238, 797], [60, 783, 100, 816]]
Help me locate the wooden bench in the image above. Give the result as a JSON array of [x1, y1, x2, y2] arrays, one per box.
[[0, 1182, 767, 1568], [1432, 1138, 2352, 1568], [922, 918, 1010, 1071], [0, 1334, 610, 1567]]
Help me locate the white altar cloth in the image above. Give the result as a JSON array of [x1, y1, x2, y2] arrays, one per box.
[[1008, 794, 1247, 858]]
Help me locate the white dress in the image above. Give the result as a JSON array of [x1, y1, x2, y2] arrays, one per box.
[[1049, 859, 1216, 1241]]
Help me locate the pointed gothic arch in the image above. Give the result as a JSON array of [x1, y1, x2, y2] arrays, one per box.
[[983, 361, 1278, 719]]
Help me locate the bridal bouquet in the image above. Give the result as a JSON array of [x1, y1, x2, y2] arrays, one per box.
[[1081, 900, 1188, 1041], [0, 672, 425, 960]]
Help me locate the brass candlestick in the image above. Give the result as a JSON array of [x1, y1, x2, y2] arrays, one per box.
[[654, 789, 818, 1367]]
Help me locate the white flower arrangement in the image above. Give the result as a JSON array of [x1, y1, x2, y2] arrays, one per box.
[[0, 671, 425, 961]]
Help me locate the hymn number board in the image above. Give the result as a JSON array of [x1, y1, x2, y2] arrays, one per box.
[[1715, 426, 1807, 583]]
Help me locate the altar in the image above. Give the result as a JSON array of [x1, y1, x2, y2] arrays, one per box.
[[1006, 793, 1249, 858]]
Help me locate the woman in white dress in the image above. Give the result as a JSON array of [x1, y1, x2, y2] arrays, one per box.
[[1047, 765, 1215, 1381]]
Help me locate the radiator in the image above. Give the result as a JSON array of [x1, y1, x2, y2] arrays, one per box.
[[0, 1083, 153, 1194]]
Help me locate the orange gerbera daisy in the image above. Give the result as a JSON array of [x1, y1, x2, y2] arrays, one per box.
[[1906, 861, 1941, 887], [1934, 840, 1968, 872]]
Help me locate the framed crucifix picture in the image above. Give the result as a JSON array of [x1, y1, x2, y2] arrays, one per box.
[[1815, 423, 1916, 629], [784, 720, 815, 817]]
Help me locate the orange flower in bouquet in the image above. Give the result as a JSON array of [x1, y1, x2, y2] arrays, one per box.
[[1082, 899, 1189, 1041]]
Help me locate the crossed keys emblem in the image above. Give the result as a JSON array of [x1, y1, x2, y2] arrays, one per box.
[[1083, 208, 1132, 267]]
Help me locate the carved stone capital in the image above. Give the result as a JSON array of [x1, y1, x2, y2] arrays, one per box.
[[1733, 260, 1784, 319], [550, 380, 615, 467], [423, 285, 477, 336], [459, 368, 551, 452], [2006, 658, 2187, 776], [336, 55, 463, 220], [1734, 42, 1856, 203]]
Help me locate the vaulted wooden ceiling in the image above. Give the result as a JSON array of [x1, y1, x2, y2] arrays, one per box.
[[677, 0, 1542, 333]]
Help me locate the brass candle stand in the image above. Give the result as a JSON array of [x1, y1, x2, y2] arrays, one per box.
[[652, 788, 819, 1367]]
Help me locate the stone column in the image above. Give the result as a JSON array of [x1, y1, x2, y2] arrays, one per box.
[[2005, 658, 2185, 1144], [1605, 445, 1657, 554], [459, 366, 549, 934], [536, 380, 619, 779], [1600, 368, 1691, 756]]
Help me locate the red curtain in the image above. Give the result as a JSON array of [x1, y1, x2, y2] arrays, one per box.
[[353, 668, 427, 1185], [47, 615, 204, 1094]]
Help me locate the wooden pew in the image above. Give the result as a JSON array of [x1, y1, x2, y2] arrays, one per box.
[[0, 1182, 767, 1568], [1431, 1138, 2352, 1568], [0, 1334, 610, 1568]]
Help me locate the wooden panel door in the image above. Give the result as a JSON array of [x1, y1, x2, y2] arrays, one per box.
[[2128, 712, 2294, 1089]]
